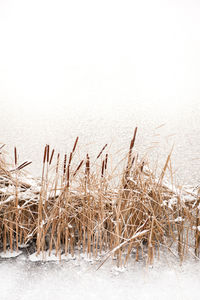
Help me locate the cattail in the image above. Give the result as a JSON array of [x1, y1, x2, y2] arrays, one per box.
[[85, 154, 90, 176], [128, 127, 137, 157], [68, 152, 72, 166], [0, 144, 5, 151], [0, 144, 5, 155], [17, 161, 32, 170], [46, 145, 50, 163], [49, 149, 55, 165], [17, 161, 28, 170], [73, 160, 84, 176], [101, 160, 105, 177], [1, 133, 196, 268], [141, 161, 144, 172], [97, 144, 108, 159], [126, 127, 138, 172], [66, 152, 73, 188], [72, 137, 79, 153], [105, 154, 108, 170], [14, 147, 17, 166], [130, 127, 138, 151], [56, 153, 60, 173], [43, 145, 47, 164], [63, 154, 67, 174]]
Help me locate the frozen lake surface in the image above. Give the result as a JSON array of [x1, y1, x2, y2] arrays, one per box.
[[1, 255, 200, 300]]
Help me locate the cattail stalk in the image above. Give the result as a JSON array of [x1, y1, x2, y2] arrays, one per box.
[[97, 144, 108, 159]]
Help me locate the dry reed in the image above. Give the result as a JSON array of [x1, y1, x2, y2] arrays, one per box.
[[0, 131, 199, 268]]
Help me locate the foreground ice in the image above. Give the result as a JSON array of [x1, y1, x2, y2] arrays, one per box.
[[1, 254, 200, 300]]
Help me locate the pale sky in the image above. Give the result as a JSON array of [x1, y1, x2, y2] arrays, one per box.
[[0, 0, 200, 111]]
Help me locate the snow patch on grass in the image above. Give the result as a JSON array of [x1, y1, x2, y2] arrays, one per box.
[[0, 250, 22, 258]]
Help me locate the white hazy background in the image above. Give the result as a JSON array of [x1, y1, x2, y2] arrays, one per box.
[[1, 0, 200, 106], [0, 0, 199, 183]]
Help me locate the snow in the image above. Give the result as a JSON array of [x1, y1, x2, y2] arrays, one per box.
[[29, 251, 76, 262], [192, 226, 200, 232], [18, 243, 29, 249], [1, 254, 200, 300], [174, 217, 184, 223], [0, 250, 22, 258]]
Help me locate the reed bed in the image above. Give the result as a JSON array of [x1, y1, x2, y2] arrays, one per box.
[[0, 129, 199, 267]]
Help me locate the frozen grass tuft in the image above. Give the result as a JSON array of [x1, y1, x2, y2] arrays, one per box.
[[0, 129, 199, 267]]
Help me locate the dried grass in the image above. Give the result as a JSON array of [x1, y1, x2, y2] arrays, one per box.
[[0, 131, 199, 267]]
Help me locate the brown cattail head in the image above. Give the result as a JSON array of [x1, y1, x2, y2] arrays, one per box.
[[97, 144, 108, 159], [14, 147, 17, 166], [130, 127, 138, 151], [72, 137, 79, 153], [56, 153, 60, 174], [46, 145, 50, 163], [43, 145, 47, 164], [63, 154, 67, 175], [66, 152, 73, 187], [73, 160, 84, 177], [49, 149, 55, 165], [0, 144, 5, 151], [127, 128, 138, 171], [85, 154, 90, 176], [17, 161, 32, 171], [105, 154, 108, 170], [141, 161, 144, 172], [68, 152, 72, 166], [101, 160, 105, 178]]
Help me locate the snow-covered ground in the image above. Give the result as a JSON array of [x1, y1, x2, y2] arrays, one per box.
[[1, 254, 200, 300]]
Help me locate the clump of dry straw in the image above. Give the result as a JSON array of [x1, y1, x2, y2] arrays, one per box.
[[0, 129, 199, 267]]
